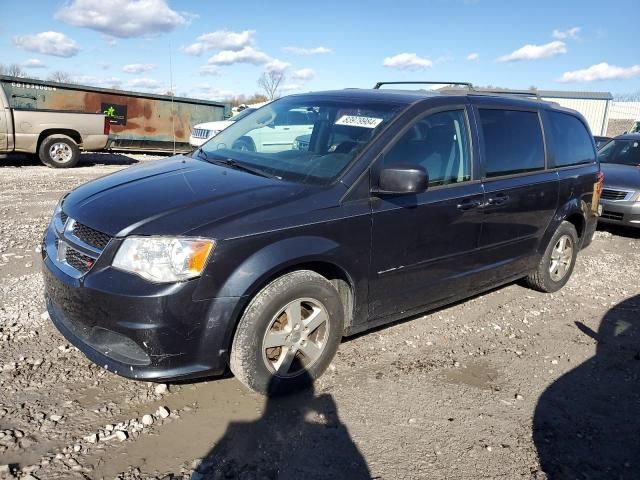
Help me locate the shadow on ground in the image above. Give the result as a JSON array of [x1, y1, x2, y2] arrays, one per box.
[[193, 373, 371, 480], [534, 295, 640, 479], [0, 152, 142, 167]]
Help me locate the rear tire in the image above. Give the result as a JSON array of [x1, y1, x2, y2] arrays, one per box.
[[526, 221, 578, 293], [230, 270, 344, 396], [39, 135, 80, 168]]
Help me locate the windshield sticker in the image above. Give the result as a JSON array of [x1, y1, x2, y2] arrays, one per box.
[[335, 115, 383, 129]]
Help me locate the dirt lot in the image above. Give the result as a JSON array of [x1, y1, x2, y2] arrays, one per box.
[[1, 153, 639, 480]]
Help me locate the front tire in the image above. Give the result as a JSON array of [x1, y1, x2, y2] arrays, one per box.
[[39, 135, 80, 168], [230, 270, 344, 395], [526, 221, 579, 293]]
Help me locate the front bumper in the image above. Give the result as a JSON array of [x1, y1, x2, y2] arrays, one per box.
[[42, 221, 240, 381], [599, 199, 640, 228]]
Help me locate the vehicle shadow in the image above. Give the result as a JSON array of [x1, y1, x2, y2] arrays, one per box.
[[533, 295, 640, 479], [192, 372, 371, 480], [0, 152, 141, 167]]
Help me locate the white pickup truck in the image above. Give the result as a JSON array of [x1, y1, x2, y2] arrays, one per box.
[[0, 85, 109, 168]]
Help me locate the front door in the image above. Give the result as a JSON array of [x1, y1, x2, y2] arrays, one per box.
[[369, 107, 485, 319]]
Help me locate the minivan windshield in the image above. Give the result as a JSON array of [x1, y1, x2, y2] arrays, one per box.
[[199, 96, 405, 185], [598, 139, 640, 166]]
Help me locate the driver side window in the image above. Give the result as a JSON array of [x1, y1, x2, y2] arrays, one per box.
[[382, 110, 471, 187]]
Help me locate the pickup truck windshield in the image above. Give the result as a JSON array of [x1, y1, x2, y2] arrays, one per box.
[[200, 96, 404, 185]]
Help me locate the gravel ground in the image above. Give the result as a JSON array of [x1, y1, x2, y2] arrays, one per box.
[[0, 152, 639, 480]]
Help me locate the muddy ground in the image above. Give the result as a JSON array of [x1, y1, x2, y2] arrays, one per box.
[[0, 152, 639, 480]]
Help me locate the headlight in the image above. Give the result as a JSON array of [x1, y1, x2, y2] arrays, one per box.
[[113, 237, 215, 283], [210, 130, 221, 137]]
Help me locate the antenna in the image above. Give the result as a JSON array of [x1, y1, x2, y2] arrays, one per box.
[[169, 41, 176, 155]]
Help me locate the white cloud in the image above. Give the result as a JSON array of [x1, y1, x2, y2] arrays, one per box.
[[282, 46, 332, 56], [264, 59, 290, 74], [72, 75, 122, 88], [290, 68, 315, 81], [199, 65, 219, 76], [55, 0, 189, 38], [196, 85, 238, 100], [122, 63, 156, 73], [208, 46, 271, 66], [183, 30, 255, 56], [497, 41, 566, 62], [466, 52, 479, 61], [13, 31, 80, 58], [280, 84, 303, 92], [127, 78, 161, 89], [22, 59, 47, 69], [558, 62, 640, 83], [383, 53, 433, 70], [552, 27, 580, 40]]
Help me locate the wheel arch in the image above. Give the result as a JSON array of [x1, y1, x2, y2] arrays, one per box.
[[37, 129, 82, 152], [539, 198, 588, 256], [205, 236, 361, 363]]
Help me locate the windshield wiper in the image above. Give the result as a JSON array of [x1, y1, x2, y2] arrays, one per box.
[[208, 156, 282, 180]]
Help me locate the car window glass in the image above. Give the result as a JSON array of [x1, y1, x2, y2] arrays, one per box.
[[548, 111, 595, 167], [599, 139, 640, 166], [202, 98, 404, 185], [382, 110, 471, 186], [479, 109, 544, 177]]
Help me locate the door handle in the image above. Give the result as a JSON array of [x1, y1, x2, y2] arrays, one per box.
[[457, 199, 483, 211], [486, 193, 509, 206]]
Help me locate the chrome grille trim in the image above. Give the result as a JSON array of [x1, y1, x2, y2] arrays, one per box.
[[47, 212, 111, 278], [192, 128, 212, 139], [601, 188, 634, 201]]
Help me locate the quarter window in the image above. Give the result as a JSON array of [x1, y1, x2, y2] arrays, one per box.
[[479, 109, 545, 177], [382, 110, 471, 186], [547, 111, 595, 167]]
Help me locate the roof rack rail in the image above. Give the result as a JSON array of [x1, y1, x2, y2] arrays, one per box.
[[373, 81, 474, 90], [471, 88, 542, 100]]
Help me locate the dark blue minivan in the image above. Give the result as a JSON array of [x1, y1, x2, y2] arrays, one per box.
[[42, 84, 601, 394]]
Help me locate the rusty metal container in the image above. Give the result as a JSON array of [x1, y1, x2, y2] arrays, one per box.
[[1, 75, 230, 152]]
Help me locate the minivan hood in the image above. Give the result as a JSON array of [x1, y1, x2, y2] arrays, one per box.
[[62, 155, 307, 237], [601, 162, 640, 190]]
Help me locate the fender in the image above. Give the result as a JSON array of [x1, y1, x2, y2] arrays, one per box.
[[537, 197, 588, 256], [193, 235, 364, 365], [213, 235, 357, 299]]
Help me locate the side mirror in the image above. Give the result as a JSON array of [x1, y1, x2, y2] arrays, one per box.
[[374, 164, 428, 195]]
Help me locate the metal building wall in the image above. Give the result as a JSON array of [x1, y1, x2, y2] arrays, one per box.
[[540, 97, 610, 135]]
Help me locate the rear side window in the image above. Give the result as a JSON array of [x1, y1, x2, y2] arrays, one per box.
[[479, 109, 545, 178], [547, 111, 596, 167]]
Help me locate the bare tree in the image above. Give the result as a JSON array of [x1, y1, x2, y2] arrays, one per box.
[[48, 71, 75, 83], [5, 64, 27, 78], [258, 71, 285, 101]]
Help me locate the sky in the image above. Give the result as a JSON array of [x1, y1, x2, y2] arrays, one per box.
[[1, 0, 639, 101]]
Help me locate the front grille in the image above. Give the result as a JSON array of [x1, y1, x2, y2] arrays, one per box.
[[65, 248, 95, 274], [601, 210, 624, 221], [72, 222, 111, 250], [192, 128, 212, 139], [601, 189, 629, 201]]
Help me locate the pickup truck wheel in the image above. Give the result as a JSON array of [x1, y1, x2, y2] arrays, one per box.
[[230, 270, 344, 396], [525, 221, 578, 293], [39, 135, 80, 168]]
